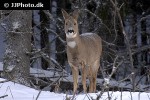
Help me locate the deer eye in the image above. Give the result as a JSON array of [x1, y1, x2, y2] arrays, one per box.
[[66, 23, 68, 25], [74, 23, 76, 25]]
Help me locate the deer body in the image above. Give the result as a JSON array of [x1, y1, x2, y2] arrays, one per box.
[[62, 9, 102, 93]]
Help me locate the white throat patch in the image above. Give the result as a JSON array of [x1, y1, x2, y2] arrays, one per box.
[[67, 41, 76, 48], [66, 32, 77, 38]]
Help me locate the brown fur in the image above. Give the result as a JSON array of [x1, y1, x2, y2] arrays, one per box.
[[62, 9, 102, 93]]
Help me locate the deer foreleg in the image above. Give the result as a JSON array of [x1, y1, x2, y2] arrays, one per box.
[[81, 65, 87, 93], [72, 67, 78, 94], [89, 77, 94, 92]]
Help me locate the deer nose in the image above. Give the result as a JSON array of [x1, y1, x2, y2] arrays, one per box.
[[67, 29, 74, 33]]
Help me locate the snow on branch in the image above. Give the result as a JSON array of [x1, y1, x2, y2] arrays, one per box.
[[30, 48, 68, 75], [103, 56, 123, 88]]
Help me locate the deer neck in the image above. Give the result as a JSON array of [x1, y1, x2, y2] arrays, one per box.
[[66, 33, 80, 48]]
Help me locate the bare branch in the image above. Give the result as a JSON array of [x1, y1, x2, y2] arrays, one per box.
[[0, 95, 8, 99], [35, 77, 61, 100], [0, 80, 9, 83], [109, 0, 136, 91]]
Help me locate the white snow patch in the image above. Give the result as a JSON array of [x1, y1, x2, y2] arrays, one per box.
[[12, 21, 21, 30], [104, 78, 110, 85], [5, 65, 15, 72], [0, 62, 3, 71], [67, 41, 76, 48], [81, 33, 94, 36], [1, 23, 6, 26], [5, 48, 12, 54], [0, 78, 66, 100], [30, 67, 66, 78], [0, 78, 150, 100], [0, 62, 150, 100]]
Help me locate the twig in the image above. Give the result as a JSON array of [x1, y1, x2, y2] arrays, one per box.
[[42, 10, 66, 44], [0, 10, 13, 23], [129, 91, 133, 100], [107, 90, 111, 100], [138, 92, 141, 100], [65, 94, 72, 100], [0, 80, 9, 83], [119, 74, 132, 83], [5, 86, 14, 99], [84, 93, 91, 100], [109, 56, 123, 79], [71, 91, 77, 100], [102, 55, 123, 88], [96, 86, 105, 100], [35, 77, 61, 100], [112, 0, 118, 44], [46, 28, 66, 44], [120, 89, 123, 100], [30, 50, 68, 75], [0, 95, 8, 99], [81, 8, 112, 36], [35, 91, 42, 100], [109, 0, 136, 91], [147, 94, 150, 100]]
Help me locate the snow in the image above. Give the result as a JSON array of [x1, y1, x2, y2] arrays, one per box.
[[103, 78, 110, 87], [30, 67, 60, 78], [5, 65, 15, 72], [0, 62, 3, 71], [81, 33, 94, 36], [0, 62, 150, 100], [0, 78, 65, 100], [12, 21, 21, 30], [0, 78, 150, 100]]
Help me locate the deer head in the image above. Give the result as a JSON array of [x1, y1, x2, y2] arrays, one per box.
[[62, 9, 79, 38]]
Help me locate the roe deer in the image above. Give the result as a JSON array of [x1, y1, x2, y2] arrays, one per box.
[[62, 9, 102, 93]]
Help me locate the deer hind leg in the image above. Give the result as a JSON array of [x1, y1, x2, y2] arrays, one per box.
[[89, 61, 99, 93], [89, 67, 94, 92], [93, 60, 100, 92], [81, 63, 87, 93], [89, 77, 94, 92], [89, 73, 97, 93], [93, 73, 97, 92], [71, 67, 79, 94]]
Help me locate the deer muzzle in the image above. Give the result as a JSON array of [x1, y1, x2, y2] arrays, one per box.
[[67, 29, 74, 33]]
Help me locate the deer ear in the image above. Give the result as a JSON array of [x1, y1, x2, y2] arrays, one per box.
[[61, 9, 69, 19], [72, 9, 79, 20]]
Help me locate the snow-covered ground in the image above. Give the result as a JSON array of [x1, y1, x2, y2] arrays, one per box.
[[0, 62, 150, 100], [0, 78, 150, 100]]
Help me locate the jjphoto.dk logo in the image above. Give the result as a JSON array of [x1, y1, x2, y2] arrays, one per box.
[[4, 2, 43, 8], [4, 3, 9, 8], [0, 0, 50, 10]]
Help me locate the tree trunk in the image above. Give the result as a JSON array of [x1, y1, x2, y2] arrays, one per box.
[[40, 11, 50, 70], [50, 0, 57, 60], [32, 10, 42, 69], [3, 10, 32, 86]]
